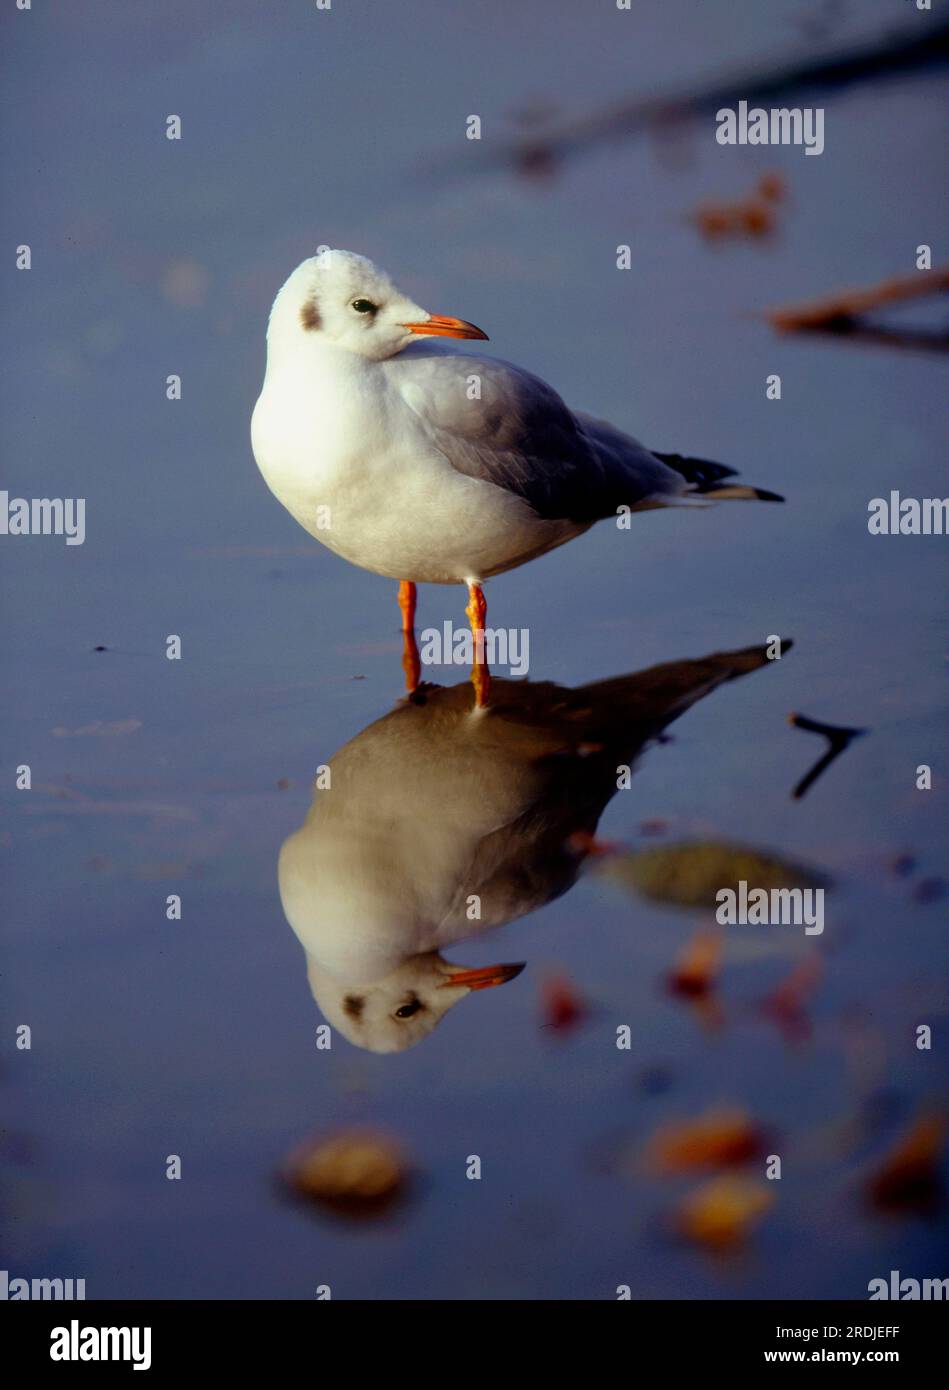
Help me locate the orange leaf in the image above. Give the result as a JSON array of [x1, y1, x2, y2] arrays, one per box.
[[867, 1113, 945, 1214], [541, 972, 586, 1031], [282, 1129, 409, 1218], [676, 1176, 773, 1249], [647, 1107, 766, 1173], [668, 928, 722, 998]]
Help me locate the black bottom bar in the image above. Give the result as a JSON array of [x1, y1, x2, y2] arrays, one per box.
[[3, 1298, 944, 1375]]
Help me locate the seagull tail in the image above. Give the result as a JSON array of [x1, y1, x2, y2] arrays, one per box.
[[653, 451, 784, 503]]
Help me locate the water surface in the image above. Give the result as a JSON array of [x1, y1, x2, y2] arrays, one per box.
[[2, 0, 947, 1299]]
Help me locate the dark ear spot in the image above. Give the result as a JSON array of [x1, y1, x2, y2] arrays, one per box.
[[343, 994, 364, 1019], [300, 298, 321, 331]]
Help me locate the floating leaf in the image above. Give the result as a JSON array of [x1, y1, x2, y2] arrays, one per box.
[[758, 171, 787, 203], [540, 972, 586, 1032], [667, 928, 722, 997], [604, 840, 829, 910], [282, 1130, 409, 1218], [761, 955, 823, 1043], [867, 1113, 945, 1215], [675, 1176, 773, 1250], [647, 1108, 767, 1173], [692, 194, 776, 241]]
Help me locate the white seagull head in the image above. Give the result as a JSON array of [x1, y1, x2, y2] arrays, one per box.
[[305, 951, 525, 1054], [266, 248, 488, 363]]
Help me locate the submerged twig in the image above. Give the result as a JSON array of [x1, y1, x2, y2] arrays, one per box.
[[784, 322, 949, 356], [425, 21, 949, 182], [789, 712, 868, 800], [764, 268, 949, 340]]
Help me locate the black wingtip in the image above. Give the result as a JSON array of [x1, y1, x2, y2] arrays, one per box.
[[653, 451, 738, 487]]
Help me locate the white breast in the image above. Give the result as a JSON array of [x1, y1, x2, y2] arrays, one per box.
[[251, 347, 579, 584]]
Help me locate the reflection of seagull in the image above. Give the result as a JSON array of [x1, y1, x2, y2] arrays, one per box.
[[251, 250, 782, 704], [278, 643, 782, 1052]]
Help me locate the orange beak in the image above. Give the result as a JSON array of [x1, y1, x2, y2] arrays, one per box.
[[439, 962, 525, 991], [403, 314, 488, 341]]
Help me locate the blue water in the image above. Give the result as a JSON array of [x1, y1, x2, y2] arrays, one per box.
[[2, 0, 946, 1299]]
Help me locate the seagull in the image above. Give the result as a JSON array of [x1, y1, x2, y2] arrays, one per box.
[[278, 642, 783, 1052], [251, 250, 782, 705]]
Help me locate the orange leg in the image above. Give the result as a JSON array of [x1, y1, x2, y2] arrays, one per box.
[[398, 581, 420, 694], [398, 579, 417, 632], [465, 581, 490, 708]]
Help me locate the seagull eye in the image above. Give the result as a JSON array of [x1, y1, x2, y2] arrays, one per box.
[[351, 298, 377, 315], [394, 1000, 423, 1020]]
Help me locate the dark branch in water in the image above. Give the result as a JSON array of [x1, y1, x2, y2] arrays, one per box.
[[765, 267, 949, 324], [424, 20, 949, 182], [788, 712, 868, 800], [762, 268, 949, 355], [786, 322, 949, 356]]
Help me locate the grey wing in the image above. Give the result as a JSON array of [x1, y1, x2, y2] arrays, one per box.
[[390, 345, 684, 523]]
